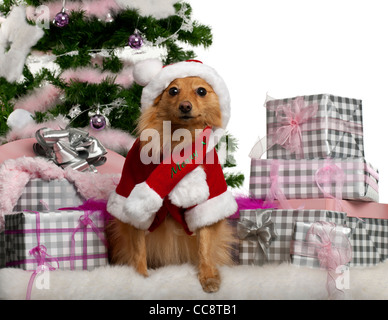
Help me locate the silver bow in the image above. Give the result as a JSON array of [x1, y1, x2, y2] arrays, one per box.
[[237, 210, 278, 265], [33, 127, 107, 172]]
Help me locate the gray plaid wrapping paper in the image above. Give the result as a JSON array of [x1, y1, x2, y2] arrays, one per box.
[[346, 217, 388, 266], [265, 94, 364, 159], [249, 158, 379, 202], [238, 209, 388, 267], [290, 221, 352, 268], [3, 210, 108, 271], [238, 209, 347, 265], [13, 179, 84, 212], [0, 231, 4, 268]]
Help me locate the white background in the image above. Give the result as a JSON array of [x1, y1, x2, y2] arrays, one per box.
[[190, 0, 388, 203]]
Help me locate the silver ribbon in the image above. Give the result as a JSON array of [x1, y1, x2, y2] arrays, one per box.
[[33, 127, 107, 172], [237, 210, 278, 265]]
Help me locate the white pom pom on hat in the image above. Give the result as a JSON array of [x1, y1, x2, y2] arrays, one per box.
[[133, 59, 231, 128], [133, 59, 164, 86]]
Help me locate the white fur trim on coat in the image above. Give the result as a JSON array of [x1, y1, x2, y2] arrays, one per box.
[[168, 167, 209, 208], [123, 182, 163, 230], [184, 190, 238, 232], [107, 191, 128, 222], [107, 183, 163, 230]]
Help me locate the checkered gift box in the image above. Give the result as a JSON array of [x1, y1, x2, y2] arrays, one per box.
[[13, 179, 84, 212], [3, 210, 108, 271], [265, 94, 364, 159], [0, 231, 4, 268], [238, 209, 347, 265], [249, 158, 379, 202], [290, 221, 352, 268], [346, 217, 388, 266]]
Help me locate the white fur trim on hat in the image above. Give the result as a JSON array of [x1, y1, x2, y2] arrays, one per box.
[[133, 59, 231, 128], [133, 58, 163, 86]]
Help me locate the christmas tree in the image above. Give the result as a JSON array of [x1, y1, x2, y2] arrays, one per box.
[[0, 0, 243, 187]]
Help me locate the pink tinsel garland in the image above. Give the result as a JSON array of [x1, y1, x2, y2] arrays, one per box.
[[14, 66, 134, 114], [0, 157, 120, 230], [229, 195, 277, 219], [26, 0, 120, 21], [59, 198, 113, 222]]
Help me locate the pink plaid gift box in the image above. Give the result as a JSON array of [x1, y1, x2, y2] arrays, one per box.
[[264, 94, 364, 160], [3, 209, 108, 271], [249, 158, 379, 204]]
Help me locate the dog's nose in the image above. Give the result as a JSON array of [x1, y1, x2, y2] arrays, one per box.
[[179, 101, 192, 114]]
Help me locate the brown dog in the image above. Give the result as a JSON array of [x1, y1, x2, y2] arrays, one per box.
[[106, 61, 237, 293]]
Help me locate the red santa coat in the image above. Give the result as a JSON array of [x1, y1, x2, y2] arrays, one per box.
[[107, 128, 238, 234]]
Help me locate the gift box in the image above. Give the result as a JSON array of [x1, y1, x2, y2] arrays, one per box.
[[274, 198, 388, 220], [249, 157, 379, 203], [290, 221, 352, 268], [238, 208, 347, 266], [346, 216, 388, 266], [275, 198, 388, 266], [265, 94, 364, 159], [3, 209, 108, 271], [290, 220, 353, 299], [0, 230, 5, 268], [13, 178, 84, 212]]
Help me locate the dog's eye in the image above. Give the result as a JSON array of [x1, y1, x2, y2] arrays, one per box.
[[196, 87, 207, 97], [169, 87, 179, 96]]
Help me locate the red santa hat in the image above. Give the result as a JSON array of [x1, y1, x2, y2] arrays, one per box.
[[133, 59, 231, 128]]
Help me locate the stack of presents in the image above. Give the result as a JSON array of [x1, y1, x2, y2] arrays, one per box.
[[236, 94, 387, 296], [0, 129, 114, 299], [0, 94, 386, 299], [0, 178, 109, 272]]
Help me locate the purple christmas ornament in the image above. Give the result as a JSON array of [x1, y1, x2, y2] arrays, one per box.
[[90, 114, 106, 130], [128, 33, 143, 49], [53, 11, 69, 28]]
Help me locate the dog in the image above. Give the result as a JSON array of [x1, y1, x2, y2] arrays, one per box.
[[106, 60, 237, 293]]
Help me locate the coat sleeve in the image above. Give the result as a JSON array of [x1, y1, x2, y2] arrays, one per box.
[[183, 150, 238, 233], [115, 139, 140, 198], [106, 139, 161, 229], [114, 127, 212, 229]]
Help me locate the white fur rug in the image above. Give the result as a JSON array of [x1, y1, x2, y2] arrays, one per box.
[[1, 262, 388, 300]]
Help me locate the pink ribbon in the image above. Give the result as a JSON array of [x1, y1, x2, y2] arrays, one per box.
[[315, 159, 345, 211], [305, 221, 352, 299], [70, 211, 108, 270], [270, 96, 318, 157], [25, 211, 59, 300], [265, 160, 292, 209]]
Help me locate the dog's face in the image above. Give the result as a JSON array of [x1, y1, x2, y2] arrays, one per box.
[[137, 76, 223, 154], [153, 76, 222, 130]]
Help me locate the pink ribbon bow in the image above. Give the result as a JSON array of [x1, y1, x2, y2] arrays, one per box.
[[271, 96, 318, 157], [70, 211, 108, 270], [305, 221, 352, 299], [315, 159, 345, 211], [26, 211, 59, 300], [265, 160, 292, 209]]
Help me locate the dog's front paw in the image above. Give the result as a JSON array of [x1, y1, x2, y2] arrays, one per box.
[[199, 271, 221, 293], [135, 263, 149, 278]]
